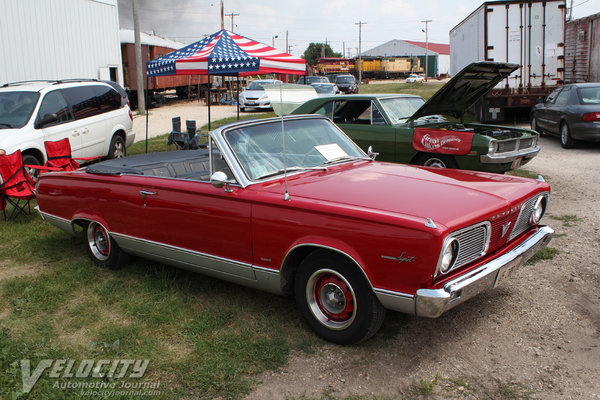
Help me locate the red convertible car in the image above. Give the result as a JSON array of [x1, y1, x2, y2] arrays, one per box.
[[36, 115, 554, 344]]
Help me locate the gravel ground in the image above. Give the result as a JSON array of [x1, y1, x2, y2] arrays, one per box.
[[245, 135, 600, 399], [132, 100, 239, 142], [133, 102, 600, 398]]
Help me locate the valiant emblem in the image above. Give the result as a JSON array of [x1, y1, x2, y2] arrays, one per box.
[[381, 252, 416, 264], [501, 221, 512, 238]]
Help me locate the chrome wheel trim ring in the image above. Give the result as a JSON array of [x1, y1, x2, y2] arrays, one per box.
[[306, 268, 357, 330], [561, 124, 569, 145], [87, 222, 110, 261], [113, 140, 125, 158]]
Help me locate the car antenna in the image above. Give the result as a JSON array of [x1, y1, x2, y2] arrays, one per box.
[[280, 82, 291, 201]]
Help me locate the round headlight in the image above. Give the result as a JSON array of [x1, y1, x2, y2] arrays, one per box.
[[440, 238, 459, 274], [530, 196, 547, 224]]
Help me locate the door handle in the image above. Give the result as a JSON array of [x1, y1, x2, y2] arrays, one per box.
[[82, 128, 89, 134], [140, 190, 157, 197], [72, 130, 81, 137]]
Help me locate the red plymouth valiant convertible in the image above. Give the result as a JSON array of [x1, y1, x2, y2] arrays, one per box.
[[36, 115, 554, 344]]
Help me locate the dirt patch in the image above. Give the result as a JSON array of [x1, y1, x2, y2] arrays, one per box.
[[246, 136, 600, 399], [0, 260, 45, 281]]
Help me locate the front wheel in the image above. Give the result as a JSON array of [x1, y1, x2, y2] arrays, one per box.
[[294, 250, 386, 344], [84, 221, 129, 269], [560, 122, 575, 148], [21, 153, 42, 182], [414, 153, 458, 169], [108, 135, 126, 159]]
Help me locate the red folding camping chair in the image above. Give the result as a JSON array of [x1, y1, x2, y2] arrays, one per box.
[[0, 150, 37, 219], [43, 138, 102, 171]]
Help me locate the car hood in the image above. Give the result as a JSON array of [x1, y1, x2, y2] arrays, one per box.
[[241, 89, 266, 97], [410, 62, 519, 121], [257, 161, 547, 231]]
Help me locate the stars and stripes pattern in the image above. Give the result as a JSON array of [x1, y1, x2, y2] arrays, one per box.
[[147, 30, 306, 77]]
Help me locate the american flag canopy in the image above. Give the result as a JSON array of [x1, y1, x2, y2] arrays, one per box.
[[147, 30, 306, 77]]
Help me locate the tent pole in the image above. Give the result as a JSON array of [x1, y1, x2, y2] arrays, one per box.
[[145, 75, 149, 153], [207, 74, 211, 131], [236, 75, 239, 120]]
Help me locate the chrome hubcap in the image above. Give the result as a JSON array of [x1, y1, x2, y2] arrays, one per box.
[[424, 158, 446, 168], [113, 141, 125, 158], [306, 269, 356, 330], [561, 126, 568, 144]]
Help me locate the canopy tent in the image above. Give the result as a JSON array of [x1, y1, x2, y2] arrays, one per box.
[[144, 30, 306, 148]]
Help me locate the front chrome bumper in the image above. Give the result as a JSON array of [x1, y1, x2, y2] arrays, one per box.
[[480, 146, 540, 164], [414, 225, 554, 318]]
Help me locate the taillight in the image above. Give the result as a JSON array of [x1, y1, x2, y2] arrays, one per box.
[[582, 112, 600, 121], [128, 109, 133, 121]]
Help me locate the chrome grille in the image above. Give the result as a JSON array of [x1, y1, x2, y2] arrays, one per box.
[[497, 140, 517, 153], [520, 137, 533, 148], [453, 222, 490, 269], [509, 196, 539, 240]]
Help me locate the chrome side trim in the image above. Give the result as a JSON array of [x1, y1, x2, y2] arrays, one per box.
[[37, 210, 76, 236], [480, 146, 540, 164], [415, 225, 554, 318], [110, 233, 285, 294], [373, 288, 416, 315]]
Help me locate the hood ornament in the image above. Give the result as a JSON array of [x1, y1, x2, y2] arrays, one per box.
[[425, 218, 437, 228]]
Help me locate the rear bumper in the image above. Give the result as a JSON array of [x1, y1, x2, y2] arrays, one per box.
[[571, 122, 600, 141], [414, 225, 554, 318], [126, 128, 135, 147], [480, 146, 540, 164]]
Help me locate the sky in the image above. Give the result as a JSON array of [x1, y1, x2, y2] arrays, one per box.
[[118, 0, 599, 57]]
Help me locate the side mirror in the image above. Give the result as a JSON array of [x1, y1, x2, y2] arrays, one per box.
[[35, 113, 58, 129], [210, 171, 233, 192], [367, 146, 379, 161]]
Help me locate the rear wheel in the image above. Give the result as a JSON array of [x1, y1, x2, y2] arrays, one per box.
[[108, 135, 126, 159], [84, 221, 129, 269], [294, 250, 386, 344], [414, 153, 458, 169], [560, 122, 575, 148]]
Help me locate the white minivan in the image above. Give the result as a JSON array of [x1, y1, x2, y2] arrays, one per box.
[[0, 80, 135, 168]]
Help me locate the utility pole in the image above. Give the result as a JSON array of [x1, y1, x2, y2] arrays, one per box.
[[355, 21, 366, 83], [220, 0, 224, 30], [132, 0, 145, 113], [286, 30, 289, 53], [343, 42, 345, 58], [225, 12, 239, 31], [422, 19, 432, 81]]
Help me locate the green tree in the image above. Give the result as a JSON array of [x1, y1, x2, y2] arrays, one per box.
[[302, 43, 342, 66]]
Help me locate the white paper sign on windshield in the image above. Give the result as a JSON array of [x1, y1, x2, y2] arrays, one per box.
[[315, 144, 348, 162]]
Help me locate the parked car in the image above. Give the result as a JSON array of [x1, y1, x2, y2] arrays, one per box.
[[334, 74, 358, 94], [238, 79, 282, 111], [36, 114, 553, 344], [530, 83, 600, 148], [310, 83, 340, 97], [293, 62, 540, 174], [406, 74, 425, 83], [297, 76, 330, 85], [0, 80, 134, 172]]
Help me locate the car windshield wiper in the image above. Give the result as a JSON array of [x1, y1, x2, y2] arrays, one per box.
[[0, 123, 14, 128], [254, 165, 327, 180], [322, 155, 364, 165]]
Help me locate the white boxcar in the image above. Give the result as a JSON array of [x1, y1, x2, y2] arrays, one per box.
[[0, 0, 122, 85], [450, 0, 566, 121]]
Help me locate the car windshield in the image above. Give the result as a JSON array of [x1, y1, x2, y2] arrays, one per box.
[[246, 81, 272, 91], [224, 118, 366, 180], [305, 76, 327, 84], [335, 77, 354, 84], [379, 97, 425, 121], [0, 91, 40, 129], [312, 84, 335, 94], [577, 86, 600, 104]]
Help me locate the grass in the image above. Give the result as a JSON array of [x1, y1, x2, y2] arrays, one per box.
[[550, 214, 581, 227], [358, 82, 444, 100], [0, 212, 316, 399], [526, 247, 559, 265]]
